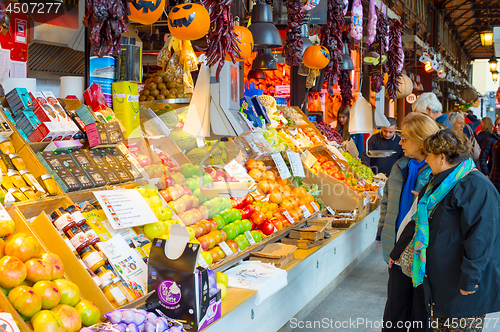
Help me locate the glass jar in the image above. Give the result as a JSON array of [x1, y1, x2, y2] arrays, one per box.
[[66, 205, 86, 227], [40, 174, 58, 195], [87, 269, 102, 287], [95, 266, 116, 281], [1, 174, 14, 190], [0, 158, 7, 174], [58, 230, 78, 256], [99, 278, 129, 308], [8, 170, 26, 188], [66, 226, 89, 253], [50, 208, 75, 233], [20, 186, 37, 200], [8, 188, 28, 201], [80, 223, 100, 245], [80, 245, 105, 272], [112, 278, 137, 302], [0, 137, 14, 155], [8, 154, 26, 171]]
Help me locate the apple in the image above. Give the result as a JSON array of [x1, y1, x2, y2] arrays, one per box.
[[165, 176, 175, 187], [191, 195, 200, 209], [155, 206, 171, 221], [260, 220, 275, 235], [200, 251, 213, 266], [172, 173, 186, 185], [186, 226, 195, 240], [250, 230, 262, 243], [137, 154, 151, 168], [149, 195, 162, 208], [198, 236, 210, 251], [185, 178, 199, 192], [216, 272, 229, 287], [137, 187, 149, 198], [202, 173, 212, 185], [241, 205, 255, 219], [143, 222, 167, 240], [198, 220, 212, 235], [198, 206, 209, 219], [193, 188, 208, 205], [190, 209, 203, 223], [234, 234, 249, 250], [226, 240, 239, 254], [181, 186, 192, 196], [159, 189, 173, 202], [204, 167, 216, 178], [208, 219, 218, 232], [209, 249, 221, 263], [179, 164, 195, 178], [202, 200, 221, 218]]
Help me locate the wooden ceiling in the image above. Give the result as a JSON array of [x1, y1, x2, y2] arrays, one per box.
[[439, 0, 499, 59]]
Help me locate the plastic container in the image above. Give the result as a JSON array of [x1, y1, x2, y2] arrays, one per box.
[[1, 174, 14, 190], [80, 245, 105, 272], [8, 170, 27, 188], [0, 137, 14, 155], [41, 174, 59, 195], [8, 153, 26, 171], [99, 278, 129, 308]]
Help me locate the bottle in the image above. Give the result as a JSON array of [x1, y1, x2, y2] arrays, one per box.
[[112, 277, 137, 302], [7, 170, 26, 188], [50, 208, 75, 233], [79, 245, 105, 272], [8, 153, 26, 171], [66, 226, 89, 253], [87, 269, 102, 287], [95, 266, 116, 281], [0, 137, 14, 155], [99, 278, 129, 308], [40, 174, 58, 195], [7, 188, 28, 201], [20, 186, 37, 200]]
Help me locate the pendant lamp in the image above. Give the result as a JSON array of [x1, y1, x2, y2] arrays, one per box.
[[340, 43, 355, 71], [248, 3, 282, 49], [248, 70, 266, 79], [252, 49, 277, 71]]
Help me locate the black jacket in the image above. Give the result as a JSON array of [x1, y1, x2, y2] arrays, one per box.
[[361, 133, 404, 176], [392, 165, 500, 318], [476, 130, 491, 152], [489, 140, 500, 194], [479, 133, 499, 175]]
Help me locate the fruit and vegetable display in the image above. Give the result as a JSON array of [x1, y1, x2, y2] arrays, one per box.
[[312, 122, 343, 145], [139, 70, 191, 102], [341, 152, 375, 183]]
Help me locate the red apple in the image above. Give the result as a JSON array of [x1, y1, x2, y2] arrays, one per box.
[[182, 186, 192, 196], [241, 205, 255, 219], [137, 154, 151, 168], [159, 190, 173, 202], [198, 206, 209, 219], [204, 167, 216, 178], [199, 236, 210, 251], [226, 240, 239, 254], [208, 219, 218, 232], [165, 176, 175, 187], [191, 195, 199, 208], [191, 209, 203, 223], [251, 211, 268, 226], [260, 220, 275, 235]]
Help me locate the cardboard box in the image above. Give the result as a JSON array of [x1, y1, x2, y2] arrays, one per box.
[[30, 92, 61, 123], [76, 105, 98, 125], [85, 122, 109, 146], [98, 165, 121, 184], [44, 140, 84, 152], [52, 168, 82, 192], [37, 151, 65, 170], [14, 109, 41, 133], [83, 166, 107, 187], [289, 225, 326, 242], [5, 88, 34, 115], [249, 243, 297, 268], [146, 226, 221, 331], [42, 91, 71, 122]]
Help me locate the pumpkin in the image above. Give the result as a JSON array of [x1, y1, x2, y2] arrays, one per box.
[[303, 45, 330, 69], [168, 3, 210, 41], [129, 0, 166, 25], [225, 26, 254, 62]]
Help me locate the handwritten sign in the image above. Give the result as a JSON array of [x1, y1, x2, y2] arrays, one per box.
[[271, 153, 291, 180], [286, 150, 305, 177]]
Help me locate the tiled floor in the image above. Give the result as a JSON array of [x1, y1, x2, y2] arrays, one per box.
[[290, 243, 500, 332]]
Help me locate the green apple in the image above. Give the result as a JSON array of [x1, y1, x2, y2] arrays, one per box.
[[213, 215, 225, 230], [193, 188, 208, 204], [179, 163, 195, 178], [143, 222, 166, 240], [186, 226, 196, 240], [149, 195, 162, 208], [202, 173, 212, 185], [145, 184, 159, 198], [216, 272, 229, 287], [185, 178, 199, 192], [137, 186, 148, 198], [222, 225, 237, 240], [155, 206, 170, 221], [251, 230, 262, 243], [202, 199, 220, 218]]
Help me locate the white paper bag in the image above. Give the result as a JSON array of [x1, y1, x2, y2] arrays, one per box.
[[183, 63, 211, 138], [349, 93, 374, 134]]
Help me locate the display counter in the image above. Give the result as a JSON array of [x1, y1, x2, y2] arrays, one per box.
[[204, 208, 380, 332]]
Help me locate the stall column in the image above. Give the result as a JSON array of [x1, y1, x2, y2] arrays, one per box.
[[290, 66, 308, 114]]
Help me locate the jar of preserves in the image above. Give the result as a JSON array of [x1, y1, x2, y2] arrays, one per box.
[[80, 246, 105, 272], [80, 223, 100, 245], [1, 174, 14, 190], [50, 208, 75, 232], [95, 266, 116, 281], [0, 158, 7, 174], [20, 186, 37, 200], [87, 269, 102, 287], [66, 205, 86, 227], [112, 278, 137, 302], [66, 226, 89, 253], [19, 170, 34, 187], [99, 278, 129, 308], [0, 137, 14, 155], [8, 170, 26, 188], [7, 188, 28, 201], [8, 154, 26, 171], [40, 174, 58, 195]]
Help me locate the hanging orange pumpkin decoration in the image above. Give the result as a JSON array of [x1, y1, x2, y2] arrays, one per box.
[[129, 0, 166, 25], [168, 3, 210, 41], [225, 26, 254, 62], [303, 45, 330, 69]]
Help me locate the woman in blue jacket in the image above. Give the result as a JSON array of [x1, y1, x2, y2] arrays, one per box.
[[379, 112, 440, 331], [335, 106, 364, 158]]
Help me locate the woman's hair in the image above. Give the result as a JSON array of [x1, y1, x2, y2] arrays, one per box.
[[479, 117, 494, 134], [336, 106, 351, 141], [448, 112, 464, 125], [423, 128, 472, 165], [401, 112, 440, 152]]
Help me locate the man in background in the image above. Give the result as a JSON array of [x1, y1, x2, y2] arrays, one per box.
[[412, 92, 453, 129], [361, 118, 404, 176]]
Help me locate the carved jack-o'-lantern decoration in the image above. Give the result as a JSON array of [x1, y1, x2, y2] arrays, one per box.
[[303, 45, 330, 69], [168, 3, 210, 41], [225, 26, 254, 62], [129, 0, 166, 25]]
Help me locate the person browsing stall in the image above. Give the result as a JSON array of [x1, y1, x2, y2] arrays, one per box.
[[361, 117, 404, 176], [412, 93, 453, 129]]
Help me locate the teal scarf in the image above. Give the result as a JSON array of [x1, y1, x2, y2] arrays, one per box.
[[411, 158, 475, 287]]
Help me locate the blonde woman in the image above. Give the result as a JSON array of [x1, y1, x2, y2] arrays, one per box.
[[477, 117, 494, 149], [380, 112, 440, 332]]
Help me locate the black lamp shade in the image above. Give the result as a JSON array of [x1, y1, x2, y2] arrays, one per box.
[[340, 43, 354, 71], [249, 4, 282, 49], [248, 70, 266, 79], [252, 50, 277, 71]]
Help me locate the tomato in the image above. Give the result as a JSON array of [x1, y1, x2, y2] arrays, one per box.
[[74, 300, 100, 327], [40, 253, 64, 280], [31, 310, 65, 332], [0, 256, 27, 289], [5, 234, 41, 262], [8, 285, 42, 318], [32, 281, 61, 310], [52, 279, 80, 307], [25, 259, 52, 283], [51, 304, 82, 332]]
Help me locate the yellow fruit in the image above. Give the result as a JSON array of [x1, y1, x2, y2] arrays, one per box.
[[217, 283, 227, 299], [215, 272, 229, 287]]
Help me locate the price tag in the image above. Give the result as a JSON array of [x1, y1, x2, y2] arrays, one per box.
[[310, 201, 320, 212], [271, 153, 291, 180], [0, 312, 21, 332], [244, 230, 256, 245], [286, 150, 305, 177], [326, 206, 335, 215], [196, 138, 206, 148], [198, 254, 209, 268], [218, 241, 234, 257], [282, 211, 295, 224], [301, 149, 317, 169], [300, 205, 311, 218]]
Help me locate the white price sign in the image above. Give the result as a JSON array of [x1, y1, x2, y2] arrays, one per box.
[[271, 153, 291, 180], [218, 241, 234, 256], [311, 201, 320, 212], [286, 150, 305, 177], [244, 231, 256, 245], [282, 211, 295, 224], [300, 205, 311, 218], [326, 206, 335, 215]]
